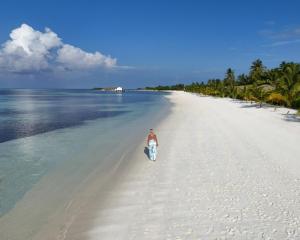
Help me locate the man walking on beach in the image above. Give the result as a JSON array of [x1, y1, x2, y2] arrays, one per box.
[[147, 129, 158, 161]]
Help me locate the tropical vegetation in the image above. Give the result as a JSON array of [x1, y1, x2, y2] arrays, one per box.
[[147, 59, 300, 111], [145, 84, 185, 91]]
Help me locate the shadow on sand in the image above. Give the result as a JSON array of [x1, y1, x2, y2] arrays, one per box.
[[229, 98, 300, 123], [282, 113, 300, 122], [239, 103, 275, 109], [236, 101, 300, 122], [228, 99, 278, 110], [144, 146, 150, 159]]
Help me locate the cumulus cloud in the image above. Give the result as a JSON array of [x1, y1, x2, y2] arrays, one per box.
[[57, 44, 116, 69], [0, 23, 117, 73]]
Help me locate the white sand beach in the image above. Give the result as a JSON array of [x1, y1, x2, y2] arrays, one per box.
[[58, 91, 300, 240], [2, 91, 300, 240]]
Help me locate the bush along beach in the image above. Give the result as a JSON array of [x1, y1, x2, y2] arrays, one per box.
[[148, 59, 300, 110]]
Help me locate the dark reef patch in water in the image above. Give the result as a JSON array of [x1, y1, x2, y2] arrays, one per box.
[[0, 110, 130, 143]]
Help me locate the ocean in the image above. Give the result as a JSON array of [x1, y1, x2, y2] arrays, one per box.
[[0, 89, 169, 217]]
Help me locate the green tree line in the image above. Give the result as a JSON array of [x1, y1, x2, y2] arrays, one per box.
[[145, 84, 185, 91], [148, 59, 300, 113]]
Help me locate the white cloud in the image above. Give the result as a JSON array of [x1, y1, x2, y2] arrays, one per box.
[[57, 44, 116, 69], [263, 39, 300, 47], [0, 23, 117, 73], [0, 24, 61, 72], [259, 25, 300, 48]]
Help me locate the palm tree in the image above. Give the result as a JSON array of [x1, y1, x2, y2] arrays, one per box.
[[279, 61, 287, 70], [237, 74, 249, 85], [224, 68, 236, 97], [239, 85, 251, 101], [266, 69, 280, 86], [249, 59, 266, 84], [276, 63, 300, 107], [249, 83, 269, 107], [224, 68, 235, 86]]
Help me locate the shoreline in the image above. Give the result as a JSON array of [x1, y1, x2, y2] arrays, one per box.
[[1, 91, 300, 239], [34, 93, 173, 240], [69, 91, 300, 239], [0, 92, 172, 240]]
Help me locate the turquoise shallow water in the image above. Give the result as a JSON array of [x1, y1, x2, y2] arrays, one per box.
[[0, 89, 169, 217]]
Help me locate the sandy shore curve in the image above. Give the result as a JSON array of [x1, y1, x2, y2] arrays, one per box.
[[62, 91, 300, 240]]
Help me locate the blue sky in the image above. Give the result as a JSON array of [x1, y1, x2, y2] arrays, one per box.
[[0, 0, 300, 88]]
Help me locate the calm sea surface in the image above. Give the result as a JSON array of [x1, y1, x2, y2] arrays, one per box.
[[0, 89, 169, 216]]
